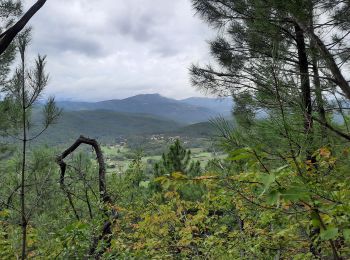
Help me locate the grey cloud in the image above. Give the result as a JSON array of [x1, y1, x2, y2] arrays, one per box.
[[24, 0, 213, 101], [151, 45, 180, 57], [36, 34, 104, 57], [116, 14, 156, 42]]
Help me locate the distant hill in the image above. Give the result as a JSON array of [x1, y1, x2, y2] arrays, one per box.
[[27, 94, 236, 145], [57, 94, 233, 124], [31, 109, 183, 145], [173, 122, 217, 137]]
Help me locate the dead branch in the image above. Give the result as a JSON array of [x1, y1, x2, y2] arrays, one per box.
[[56, 135, 115, 259], [56, 135, 110, 203]]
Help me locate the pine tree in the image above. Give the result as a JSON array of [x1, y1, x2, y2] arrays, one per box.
[[191, 0, 350, 141], [1, 29, 60, 259], [154, 139, 201, 177], [191, 1, 350, 258]]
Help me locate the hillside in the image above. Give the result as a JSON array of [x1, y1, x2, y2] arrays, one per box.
[[57, 94, 233, 124], [28, 94, 236, 145], [31, 109, 183, 145], [173, 121, 217, 137]]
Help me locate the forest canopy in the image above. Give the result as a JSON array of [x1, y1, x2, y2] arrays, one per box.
[[1, 0, 350, 259]]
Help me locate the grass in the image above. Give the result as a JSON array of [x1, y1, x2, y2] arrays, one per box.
[[102, 144, 225, 174]]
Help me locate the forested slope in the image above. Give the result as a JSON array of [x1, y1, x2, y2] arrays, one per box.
[[1, 0, 350, 259]]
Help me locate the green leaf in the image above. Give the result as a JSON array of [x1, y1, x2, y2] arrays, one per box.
[[229, 153, 252, 161], [274, 165, 289, 173], [281, 186, 309, 202], [344, 229, 350, 242], [229, 148, 252, 161], [260, 173, 276, 186], [259, 173, 276, 196], [311, 211, 321, 228], [266, 190, 280, 205], [139, 181, 150, 188], [230, 148, 250, 156], [320, 227, 338, 240]]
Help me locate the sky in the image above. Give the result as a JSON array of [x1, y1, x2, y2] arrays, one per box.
[[24, 0, 214, 101]]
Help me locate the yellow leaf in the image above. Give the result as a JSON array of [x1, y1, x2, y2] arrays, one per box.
[[319, 148, 331, 158], [171, 172, 187, 179], [194, 175, 218, 180]]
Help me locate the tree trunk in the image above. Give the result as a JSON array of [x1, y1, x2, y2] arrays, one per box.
[[294, 23, 313, 134], [20, 45, 27, 260], [308, 5, 327, 140], [295, 20, 350, 100], [311, 44, 327, 138]]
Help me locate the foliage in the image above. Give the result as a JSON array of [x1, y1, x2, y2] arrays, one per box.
[[154, 139, 201, 177], [1, 0, 350, 259]]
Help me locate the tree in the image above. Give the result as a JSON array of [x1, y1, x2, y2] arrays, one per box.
[[152, 140, 203, 201], [190, 1, 350, 258], [191, 0, 350, 142], [56, 135, 116, 258], [1, 29, 60, 259], [0, 1, 22, 147], [154, 139, 201, 177]]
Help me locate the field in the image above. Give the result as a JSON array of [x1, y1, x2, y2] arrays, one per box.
[[102, 137, 225, 174]]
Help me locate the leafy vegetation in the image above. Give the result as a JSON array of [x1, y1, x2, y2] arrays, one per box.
[[1, 0, 350, 259]]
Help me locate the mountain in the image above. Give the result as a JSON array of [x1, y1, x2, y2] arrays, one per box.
[[25, 94, 237, 145], [53, 101, 95, 111], [57, 94, 233, 124], [31, 109, 183, 145]]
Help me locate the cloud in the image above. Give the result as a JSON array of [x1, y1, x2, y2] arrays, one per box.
[[23, 0, 214, 101]]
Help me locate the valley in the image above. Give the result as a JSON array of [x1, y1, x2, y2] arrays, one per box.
[[30, 94, 232, 146]]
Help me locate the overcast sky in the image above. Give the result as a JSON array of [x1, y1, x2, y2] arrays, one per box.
[[23, 0, 214, 101]]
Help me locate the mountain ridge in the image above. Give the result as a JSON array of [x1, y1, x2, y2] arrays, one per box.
[[56, 94, 233, 124], [28, 94, 235, 145], [31, 109, 184, 145]]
